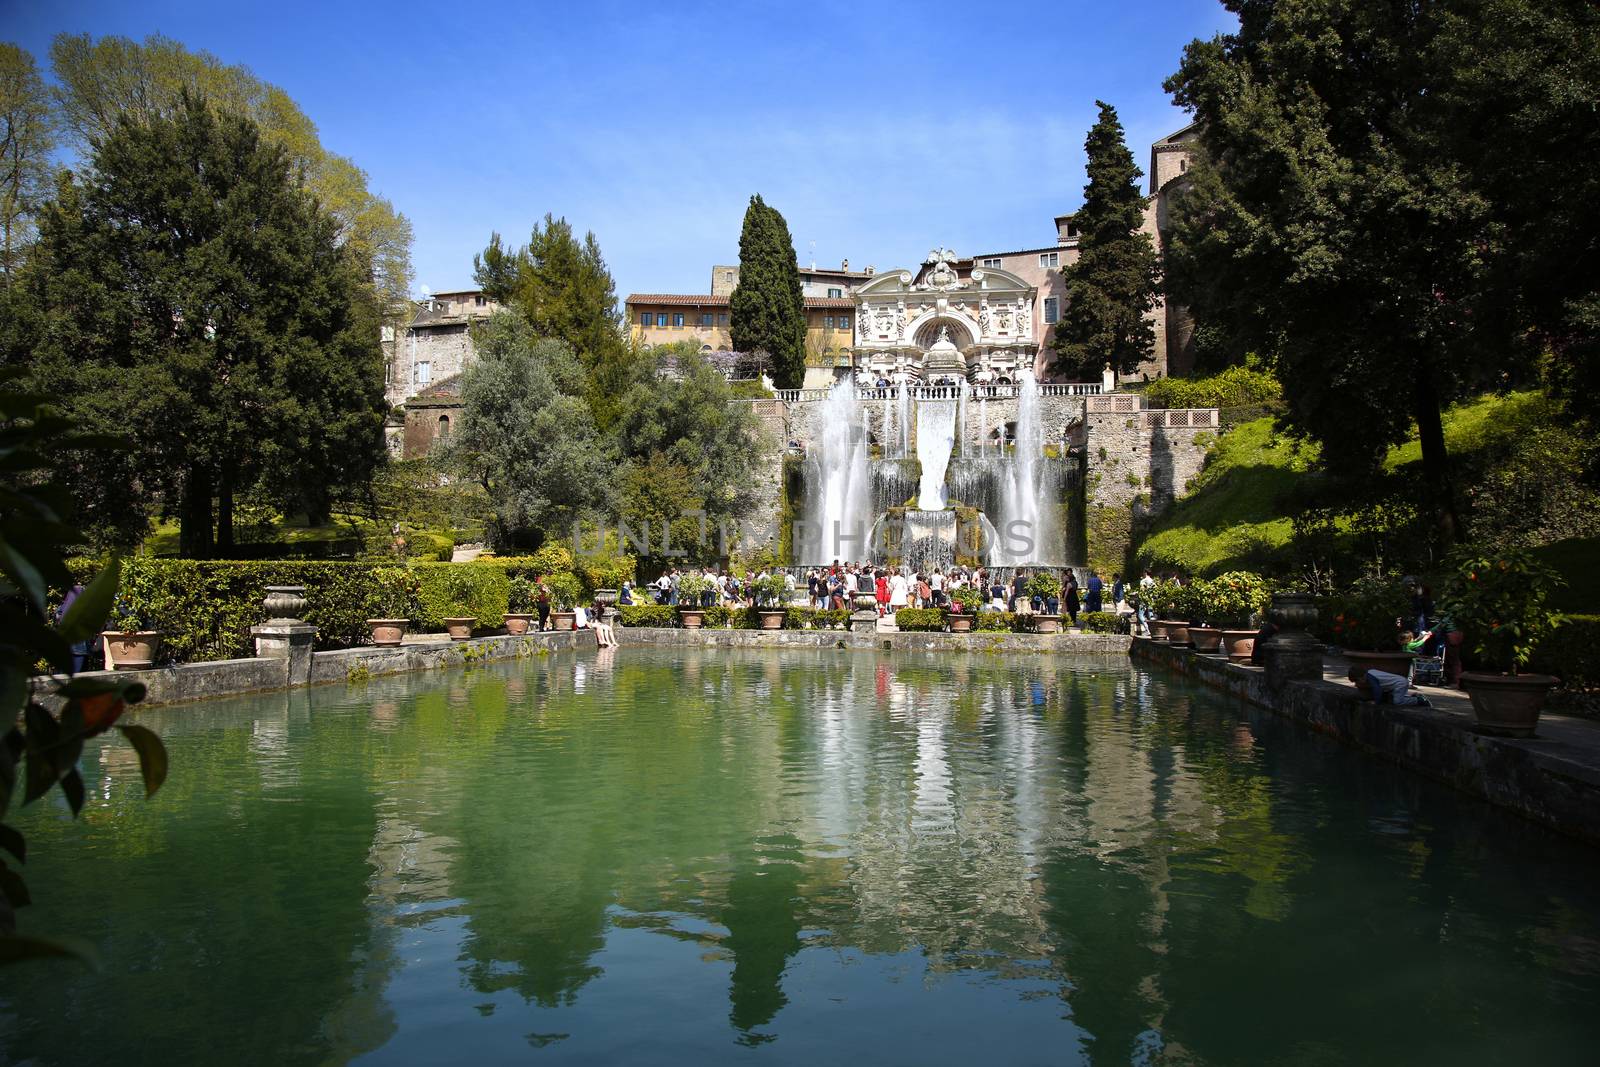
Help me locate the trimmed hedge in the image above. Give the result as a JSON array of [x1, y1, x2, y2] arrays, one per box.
[[1079, 611, 1127, 634], [620, 604, 676, 627], [896, 608, 947, 632], [617, 604, 851, 630], [1533, 615, 1600, 690]]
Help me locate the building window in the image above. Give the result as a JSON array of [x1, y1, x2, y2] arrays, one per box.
[[700, 312, 714, 326], [827, 287, 843, 299], [672, 313, 684, 327], [1043, 297, 1060, 324], [381, 324, 395, 342], [438, 414, 450, 437], [1039, 252, 1059, 269], [656, 313, 668, 327], [839, 315, 850, 330], [474, 294, 486, 307], [415, 361, 431, 385], [718, 313, 728, 325], [640, 311, 652, 325], [981, 257, 1002, 268], [825, 316, 835, 329]]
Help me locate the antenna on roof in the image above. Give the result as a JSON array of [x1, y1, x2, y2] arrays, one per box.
[[808, 240, 816, 271]]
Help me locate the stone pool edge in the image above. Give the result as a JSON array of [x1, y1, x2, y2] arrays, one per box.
[[1132, 636, 1600, 847]]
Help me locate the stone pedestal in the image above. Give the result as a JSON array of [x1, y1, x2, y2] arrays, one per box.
[[252, 585, 317, 688], [850, 591, 879, 633], [1262, 591, 1321, 686]]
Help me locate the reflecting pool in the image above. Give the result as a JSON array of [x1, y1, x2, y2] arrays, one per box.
[[6, 648, 1600, 1064]]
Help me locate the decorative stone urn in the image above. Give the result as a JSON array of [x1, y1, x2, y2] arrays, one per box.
[[678, 607, 705, 629], [594, 589, 619, 622], [1263, 592, 1322, 684], [1033, 614, 1063, 635], [1459, 672, 1559, 737], [442, 617, 475, 641], [1188, 625, 1224, 653], [757, 609, 787, 631], [948, 613, 975, 633], [102, 631, 161, 671], [504, 614, 533, 635], [850, 591, 880, 634], [263, 585, 308, 623]]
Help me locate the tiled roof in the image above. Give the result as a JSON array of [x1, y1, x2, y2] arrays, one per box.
[[626, 293, 857, 310]]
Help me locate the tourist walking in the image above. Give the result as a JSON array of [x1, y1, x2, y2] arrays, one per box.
[[1063, 573, 1080, 627], [1010, 569, 1029, 612], [875, 569, 890, 616], [889, 570, 910, 611], [535, 576, 551, 632], [1084, 570, 1103, 614]]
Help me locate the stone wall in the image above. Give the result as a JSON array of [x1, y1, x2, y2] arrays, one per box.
[[1083, 398, 1216, 576]]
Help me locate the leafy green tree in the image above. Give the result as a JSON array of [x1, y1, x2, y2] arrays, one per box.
[[445, 311, 613, 551], [1048, 101, 1161, 379], [12, 93, 386, 555], [0, 44, 57, 288], [730, 195, 806, 389], [471, 215, 631, 424], [1164, 0, 1600, 543], [47, 32, 413, 312]]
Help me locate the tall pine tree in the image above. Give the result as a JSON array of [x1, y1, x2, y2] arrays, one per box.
[[1048, 101, 1161, 380], [729, 195, 806, 389]]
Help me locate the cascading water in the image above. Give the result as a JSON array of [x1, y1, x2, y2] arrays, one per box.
[[993, 371, 1063, 565], [802, 379, 872, 564], [915, 401, 957, 510], [897, 384, 911, 459]]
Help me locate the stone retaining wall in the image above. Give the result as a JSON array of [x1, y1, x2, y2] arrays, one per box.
[[616, 626, 1131, 655], [1132, 637, 1600, 846]]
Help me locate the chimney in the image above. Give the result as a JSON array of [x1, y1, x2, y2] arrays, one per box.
[[865, 265, 875, 275], [842, 258, 849, 270]]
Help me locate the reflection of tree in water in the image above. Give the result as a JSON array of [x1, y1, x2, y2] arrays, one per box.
[[719, 837, 805, 1041]]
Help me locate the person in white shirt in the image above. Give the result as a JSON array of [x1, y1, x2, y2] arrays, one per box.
[[929, 569, 946, 608], [889, 570, 910, 609]]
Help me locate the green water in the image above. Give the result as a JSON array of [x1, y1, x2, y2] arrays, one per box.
[[4, 648, 1600, 1065]]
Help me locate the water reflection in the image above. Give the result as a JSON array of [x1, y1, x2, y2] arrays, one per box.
[[3, 648, 1600, 1065]]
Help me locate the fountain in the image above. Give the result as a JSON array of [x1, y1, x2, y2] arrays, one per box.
[[800, 379, 872, 564]]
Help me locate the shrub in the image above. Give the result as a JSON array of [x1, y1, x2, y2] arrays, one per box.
[[676, 574, 713, 605], [1533, 615, 1600, 689], [974, 610, 1021, 632], [1196, 571, 1270, 627], [1318, 577, 1411, 651], [896, 608, 947, 632], [370, 566, 421, 620], [414, 562, 510, 629], [1025, 572, 1058, 600], [1439, 548, 1565, 674], [620, 604, 676, 628], [1079, 611, 1126, 634], [786, 607, 849, 629], [507, 575, 537, 614], [701, 606, 754, 628], [1144, 361, 1282, 410], [544, 571, 585, 611]]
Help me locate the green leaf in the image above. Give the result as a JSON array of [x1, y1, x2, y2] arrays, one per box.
[[0, 933, 101, 970], [117, 724, 168, 798], [58, 769, 84, 817], [0, 824, 24, 863], [0, 861, 30, 908], [58, 558, 121, 646]]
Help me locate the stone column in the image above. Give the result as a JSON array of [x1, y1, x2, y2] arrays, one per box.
[[1262, 591, 1322, 686], [251, 585, 318, 689]]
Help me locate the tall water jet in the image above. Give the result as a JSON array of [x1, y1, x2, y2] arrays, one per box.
[[915, 400, 957, 510], [993, 370, 1061, 565], [802, 379, 872, 564], [897, 383, 911, 459]]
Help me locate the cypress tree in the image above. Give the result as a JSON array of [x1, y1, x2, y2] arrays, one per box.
[[729, 195, 806, 389], [1049, 101, 1161, 380]]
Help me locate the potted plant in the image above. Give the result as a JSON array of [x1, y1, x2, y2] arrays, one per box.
[[675, 574, 711, 628], [753, 574, 790, 630], [101, 596, 161, 670], [439, 568, 477, 641], [505, 575, 536, 635], [546, 572, 583, 631], [1328, 578, 1414, 695], [947, 595, 976, 632], [1440, 550, 1564, 737], [1150, 579, 1195, 645], [1026, 572, 1062, 633], [367, 566, 419, 646], [1199, 571, 1270, 658]]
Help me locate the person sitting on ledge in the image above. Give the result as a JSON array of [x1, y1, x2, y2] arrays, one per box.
[[1365, 669, 1430, 707]]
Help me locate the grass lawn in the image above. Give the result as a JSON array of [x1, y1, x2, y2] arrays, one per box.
[[141, 514, 459, 560], [1133, 390, 1589, 590]]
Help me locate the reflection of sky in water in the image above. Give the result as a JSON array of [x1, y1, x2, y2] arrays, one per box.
[[6, 648, 1600, 1066]]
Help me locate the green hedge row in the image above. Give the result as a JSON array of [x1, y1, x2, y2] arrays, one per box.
[[75, 556, 626, 664], [1079, 611, 1128, 634], [895, 608, 1046, 633], [618, 605, 851, 630], [1533, 614, 1600, 690], [895, 609, 946, 632]]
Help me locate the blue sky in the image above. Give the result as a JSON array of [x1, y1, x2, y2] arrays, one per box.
[[4, 0, 1237, 302]]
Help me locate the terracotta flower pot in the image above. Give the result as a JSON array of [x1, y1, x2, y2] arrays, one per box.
[[1345, 650, 1417, 696], [678, 608, 704, 630], [1460, 672, 1559, 738], [1147, 620, 1170, 641], [1188, 625, 1223, 653], [1221, 630, 1257, 663], [504, 613, 533, 635], [101, 630, 160, 671], [443, 617, 475, 641], [1033, 614, 1062, 634], [1159, 620, 1191, 646], [366, 619, 408, 647], [948, 613, 975, 633], [549, 611, 576, 632], [757, 609, 787, 631]]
